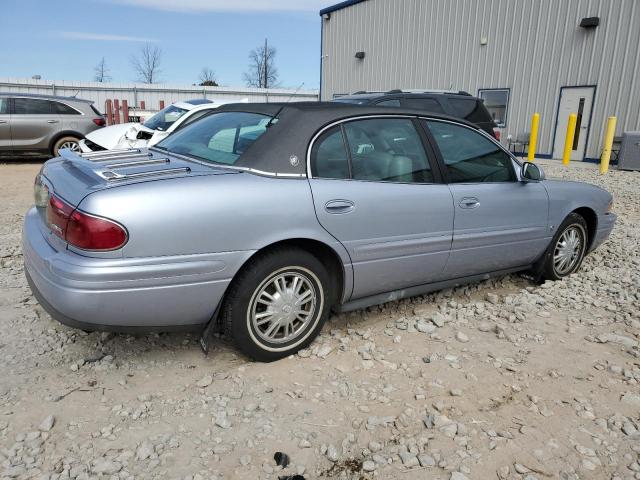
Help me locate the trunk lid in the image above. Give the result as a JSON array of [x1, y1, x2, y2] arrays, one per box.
[[40, 148, 238, 207]]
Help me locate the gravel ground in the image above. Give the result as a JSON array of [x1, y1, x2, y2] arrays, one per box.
[[0, 159, 638, 480]]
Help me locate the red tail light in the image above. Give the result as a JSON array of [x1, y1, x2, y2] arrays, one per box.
[[93, 117, 106, 126], [47, 194, 74, 238], [492, 128, 501, 141], [46, 194, 127, 251]]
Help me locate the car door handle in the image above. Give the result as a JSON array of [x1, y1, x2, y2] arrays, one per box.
[[458, 197, 480, 209], [47, 119, 59, 124], [325, 199, 355, 214], [0, 120, 7, 124]]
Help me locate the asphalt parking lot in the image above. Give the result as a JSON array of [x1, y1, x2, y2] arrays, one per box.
[[0, 159, 639, 480]]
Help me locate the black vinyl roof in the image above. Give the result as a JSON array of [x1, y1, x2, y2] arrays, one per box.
[[214, 101, 478, 176]]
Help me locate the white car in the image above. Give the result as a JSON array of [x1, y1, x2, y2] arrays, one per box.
[[78, 99, 233, 152]]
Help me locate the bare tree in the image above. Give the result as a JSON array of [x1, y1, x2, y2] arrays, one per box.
[[242, 39, 279, 88], [198, 67, 218, 86], [94, 57, 111, 82], [131, 44, 162, 84]]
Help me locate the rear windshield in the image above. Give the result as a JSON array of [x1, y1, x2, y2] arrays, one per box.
[[143, 105, 189, 131], [155, 111, 272, 165], [332, 98, 369, 105], [448, 98, 493, 125]]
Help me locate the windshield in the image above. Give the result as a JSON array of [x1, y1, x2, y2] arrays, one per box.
[[155, 111, 272, 165], [143, 105, 189, 131]]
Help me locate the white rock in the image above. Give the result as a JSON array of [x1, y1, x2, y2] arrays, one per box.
[[326, 444, 340, 462], [451, 472, 470, 480], [136, 441, 154, 460], [362, 460, 376, 471], [456, 331, 469, 343], [196, 375, 213, 388], [91, 459, 122, 475], [38, 415, 55, 432]]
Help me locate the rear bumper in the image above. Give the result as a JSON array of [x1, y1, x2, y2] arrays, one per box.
[[22, 207, 252, 331], [590, 212, 616, 252]]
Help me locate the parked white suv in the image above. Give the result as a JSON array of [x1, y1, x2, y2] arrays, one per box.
[[78, 99, 235, 152]]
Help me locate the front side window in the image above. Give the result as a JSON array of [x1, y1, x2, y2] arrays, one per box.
[[156, 111, 271, 165], [478, 89, 509, 127], [143, 105, 189, 131], [14, 98, 52, 114], [0, 98, 8, 114], [426, 120, 515, 183]]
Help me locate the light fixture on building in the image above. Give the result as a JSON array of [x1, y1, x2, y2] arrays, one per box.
[[323, 12, 331, 20], [580, 17, 600, 29], [355, 51, 365, 60], [480, 36, 488, 46]]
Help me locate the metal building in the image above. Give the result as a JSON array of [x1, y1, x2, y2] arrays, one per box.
[[319, 0, 640, 161]]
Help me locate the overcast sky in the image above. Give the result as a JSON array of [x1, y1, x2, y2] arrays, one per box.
[[0, 0, 330, 89]]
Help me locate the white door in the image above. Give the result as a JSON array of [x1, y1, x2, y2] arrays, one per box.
[[553, 86, 595, 161]]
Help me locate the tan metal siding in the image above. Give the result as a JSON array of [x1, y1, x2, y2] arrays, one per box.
[[321, 0, 639, 159]]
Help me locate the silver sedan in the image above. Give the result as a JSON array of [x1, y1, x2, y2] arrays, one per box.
[[23, 103, 616, 361]]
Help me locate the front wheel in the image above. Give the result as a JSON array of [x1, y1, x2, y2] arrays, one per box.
[[542, 213, 588, 280], [222, 247, 331, 362]]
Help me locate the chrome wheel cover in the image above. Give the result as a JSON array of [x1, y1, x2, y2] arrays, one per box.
[[249, 269, 318, 345], [553, 225, 585, 275], [60, 141, 80, 152]]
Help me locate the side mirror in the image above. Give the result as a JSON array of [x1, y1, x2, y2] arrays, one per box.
[[521, 161, 544, 181]]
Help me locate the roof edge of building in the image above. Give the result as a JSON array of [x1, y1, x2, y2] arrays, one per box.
[[319, 0, 369, 16]]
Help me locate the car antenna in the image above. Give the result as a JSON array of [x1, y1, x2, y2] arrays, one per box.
[[71, 90, 80, 98], [285, 82, 304, 103], [265, 105, 285, 128]]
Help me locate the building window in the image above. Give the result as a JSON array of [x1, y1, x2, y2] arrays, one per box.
[[478, 89, 510, 127]]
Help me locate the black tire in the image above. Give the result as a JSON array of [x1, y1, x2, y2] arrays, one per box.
[[52, 136, 81, 157], [542, 213, 588, 281], [222, 247, 331, 362]]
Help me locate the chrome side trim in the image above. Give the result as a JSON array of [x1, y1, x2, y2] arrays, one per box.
[[108, 158, 170, 169], [99, 167, 190, 182], [304, 114, 520, 182]]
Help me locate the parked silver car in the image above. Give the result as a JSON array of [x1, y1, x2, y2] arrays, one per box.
[[0, 93, 105, 157], [22, 103, 616, 361]]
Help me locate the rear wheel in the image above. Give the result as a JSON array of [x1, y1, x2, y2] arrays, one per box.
[[542, 213, 588, 280], [52, 136, 81, 157], [223, 247, 331, 362]]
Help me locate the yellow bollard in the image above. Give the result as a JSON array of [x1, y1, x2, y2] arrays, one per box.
[[527, 113, 540, 162], [562, 113, 578, 166], [599, 116, 617, 174]]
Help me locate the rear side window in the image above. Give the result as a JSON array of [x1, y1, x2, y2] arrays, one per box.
[[402, 97, 445, 113], [425, 120, 515, 183], [312, 119, 434, 183], [14, 98, 52, 114], [0, 98, 8, 114], [376, 99, 401, 107], [311, 126, 350, 179], [447, 98, 492, 124], [156, 111, 271, 165], [53, 102, 80, 115]]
